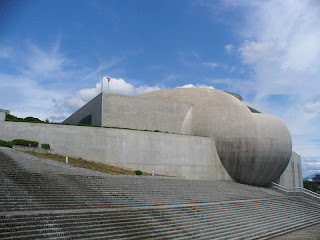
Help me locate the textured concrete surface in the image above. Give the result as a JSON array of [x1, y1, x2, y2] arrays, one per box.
[[272, 223, 320, 240], [64, 89, 293, 186], [139, 88, 292, 186], [0, 112, 5, 122], [5, 88, 299, 186], [0, 121, 231, 181], [101, 93, 191, 133], [0, 109, 10, 114], [0, 147, 318, 240], [278, 152, 303, 188]]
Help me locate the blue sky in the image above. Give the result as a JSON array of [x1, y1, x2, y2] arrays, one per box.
[[1, 0, 320, 177]]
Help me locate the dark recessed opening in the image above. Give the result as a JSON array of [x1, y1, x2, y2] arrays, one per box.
[[79, 114, 92, 125]]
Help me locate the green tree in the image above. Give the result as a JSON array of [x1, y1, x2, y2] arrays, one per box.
[[303, 181, 318, 193]]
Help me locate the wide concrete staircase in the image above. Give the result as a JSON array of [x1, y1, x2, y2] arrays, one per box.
[[0, 147, 319, 239]]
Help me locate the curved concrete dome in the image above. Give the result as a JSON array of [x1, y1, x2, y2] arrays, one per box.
[[138, 88, 292, 186]]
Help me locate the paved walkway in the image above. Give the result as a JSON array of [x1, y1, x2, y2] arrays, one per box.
[[273, 223, 320, 240]]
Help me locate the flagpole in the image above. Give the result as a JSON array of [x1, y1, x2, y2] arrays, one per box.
[[101, 56, 104, 93]]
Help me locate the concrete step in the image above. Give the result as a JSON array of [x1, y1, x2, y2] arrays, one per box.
[[1, 149, 318, 239], [1, 198, 319, 239]]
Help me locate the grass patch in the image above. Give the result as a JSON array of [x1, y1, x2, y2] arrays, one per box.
[[5, 113, 198, 136], [21, 151, 154, 176]]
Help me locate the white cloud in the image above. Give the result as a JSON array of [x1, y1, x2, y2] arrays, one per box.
[[63, 77, 162, 111], [101, 77, 135, 95], [0, 73, 70, 120], [21, 42, 68, 79], [238, 41, 276, 64], [201, 0, 320, 177], [302, 157, 320, 177], [178, 83, 215, 89], [64, 79, 215, 112], [64, 97, 87, 110], [304, 96, 320, 114], [0, 40, 137, 121], [225, 44, 234, 54], [244, 1, 320, 177]]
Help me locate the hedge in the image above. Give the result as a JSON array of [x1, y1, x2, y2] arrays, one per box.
[[12, 139, 39, 147], [0, 140, 13, 148]]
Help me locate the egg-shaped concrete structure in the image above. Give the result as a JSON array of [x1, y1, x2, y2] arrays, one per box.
[[138, 88, 292, 186], [62, 88, 293, 186]]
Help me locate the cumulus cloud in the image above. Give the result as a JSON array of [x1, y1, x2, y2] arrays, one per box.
[[63, 77, 162, 111]]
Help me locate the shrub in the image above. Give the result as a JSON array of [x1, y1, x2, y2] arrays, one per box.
[[12, 139, 29, 146], [41, 143, 50, 149], [5, 114, 46, 123], [5, 114, 23, 122], [24, 116, 42, 123], [135, 170, 142, 175], [303, 181, 318, 193], [0, 139, 13, 148], [12, 139, 39, 147], [29, 141, 39, 147]]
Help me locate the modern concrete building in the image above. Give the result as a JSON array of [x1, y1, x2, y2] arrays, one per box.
[[0, 109, 9, 122], [61, 88, 301, 187]]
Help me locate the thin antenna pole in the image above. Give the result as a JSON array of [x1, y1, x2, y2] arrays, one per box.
[[108, 77, 110, 93], [101, 56, 104, 93]]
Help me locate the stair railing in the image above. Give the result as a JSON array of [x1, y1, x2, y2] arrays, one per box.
[[271, 182, 320, 203]]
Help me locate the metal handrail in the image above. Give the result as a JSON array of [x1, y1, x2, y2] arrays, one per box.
[[295, 187, 320, 196], [271, 182, 320, 202], [271, 182, 287, 190]]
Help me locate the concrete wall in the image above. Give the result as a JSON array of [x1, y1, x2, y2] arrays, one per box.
[[101, 93, 191, 133], [0, 109, 10, 114], [0, 112, 5, 122], [139, 88, 292, 186], [63, 94, 102, 126], [277, 152, 303, 189], [63, 93, 192, 134], [0, 121, 232, 181], [53, 88, 296, 186]]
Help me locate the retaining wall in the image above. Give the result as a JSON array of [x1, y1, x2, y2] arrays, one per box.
[[277, 152, 303, 188], [0, 121, 231, 181]]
